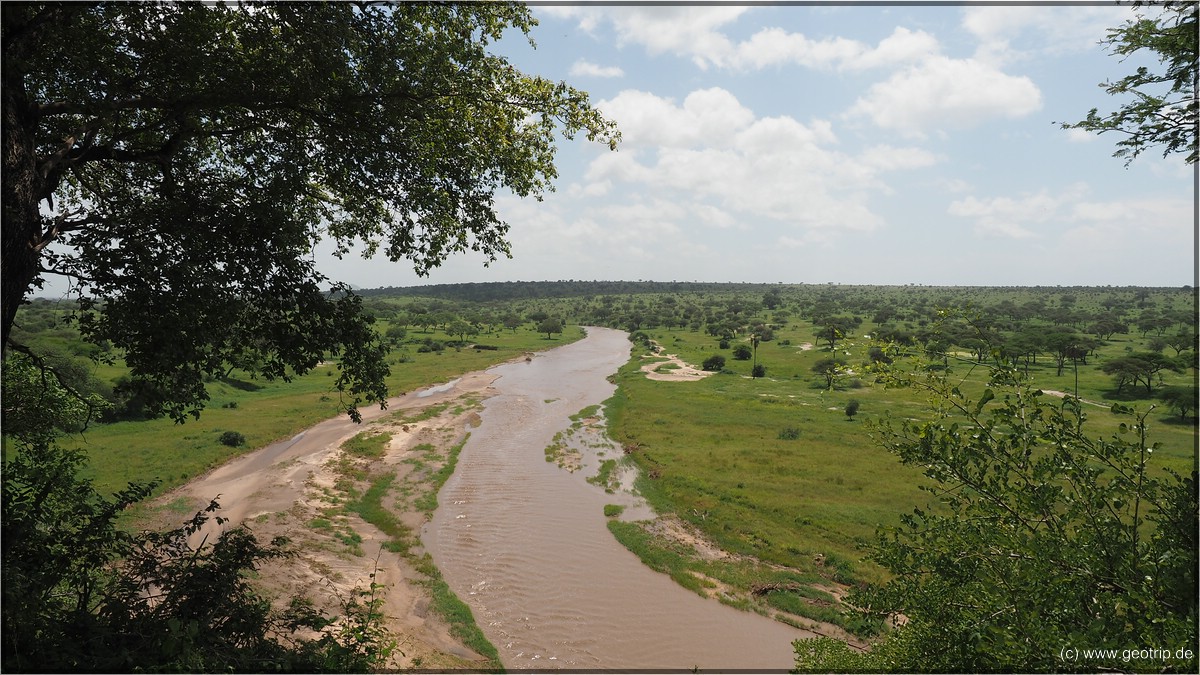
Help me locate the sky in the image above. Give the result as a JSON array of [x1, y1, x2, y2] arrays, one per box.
[[316, 1, 1194, 289], [33, 2, 1195, 297]]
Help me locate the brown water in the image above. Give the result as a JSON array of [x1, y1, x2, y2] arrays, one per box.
[[425, 327, 811, 670]]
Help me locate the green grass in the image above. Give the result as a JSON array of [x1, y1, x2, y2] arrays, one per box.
[[62, 324, 584, 496], [605, 317, 1196, 592]]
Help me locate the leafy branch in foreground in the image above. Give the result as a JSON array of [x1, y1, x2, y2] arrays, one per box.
[[1062, 1, 1197, 165], [794, 319, 1197, 673]]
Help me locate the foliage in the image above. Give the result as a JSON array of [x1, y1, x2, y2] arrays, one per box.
[[219, 430, 246, 447], [732, 344, 753, 360], [812, 356, 847, 389], [844, 399, 860, 419], [751, 363, 767, 378], [1158, 384, 1199, 420], [795, 354, 1198, 673], [2, 1, 618, 421], [701, 354, 726, 371], [2, 364, 394, 672], [538, 317, 564, 339], [1062, 1, 1197, 164]]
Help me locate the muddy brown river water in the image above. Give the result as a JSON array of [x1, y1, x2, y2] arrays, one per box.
[[425, 327, 811, 670]]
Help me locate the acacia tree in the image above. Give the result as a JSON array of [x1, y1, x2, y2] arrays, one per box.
[[1062, 1, 1197, 164], [2, 2, 618, 420]]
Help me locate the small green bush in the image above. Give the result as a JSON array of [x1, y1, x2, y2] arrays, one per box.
[[778, 427, 801, 440], [219, 431, 246, 447], [702, 354, 726, 371], [603, 504, 625, 518]]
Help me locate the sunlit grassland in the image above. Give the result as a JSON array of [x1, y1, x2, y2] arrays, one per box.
[[68, 324, 585, 496], [607, 318, 1195, 588]]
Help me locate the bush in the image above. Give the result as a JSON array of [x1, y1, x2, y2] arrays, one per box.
[[733, 344, 753, 360], [752, 364, 767, 378], [719, 339, 730, 349], [702, 354, 726, 371], [219, 431, 246, 447], [778, 427, 801, 440], [844, 399, 860, 420]]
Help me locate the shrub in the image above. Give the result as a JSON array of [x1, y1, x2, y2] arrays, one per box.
[[844, 399, 860, 420], [778, 427, 801, 440], [733, 344, 753, 360], [752, 364, 767, 378], [702, 354, 726, 371], [219, 431, 246, 447], [603, 504, 625, 518]]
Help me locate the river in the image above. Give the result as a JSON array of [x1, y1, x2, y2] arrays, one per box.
[[425, 326, 810, 670]]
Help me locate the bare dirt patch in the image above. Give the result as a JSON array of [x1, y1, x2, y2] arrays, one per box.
[[639, 352, 714, 382]]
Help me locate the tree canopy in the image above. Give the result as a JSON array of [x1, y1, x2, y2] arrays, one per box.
[[1, 1, 618, 420]]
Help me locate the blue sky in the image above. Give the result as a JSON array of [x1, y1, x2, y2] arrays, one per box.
[[317, 1, 1193, 289]]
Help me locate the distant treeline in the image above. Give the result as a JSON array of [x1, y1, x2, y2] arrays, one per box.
[[356, 280, 1190, 303]]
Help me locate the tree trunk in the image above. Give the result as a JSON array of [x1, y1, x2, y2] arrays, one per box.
[[1, 72, 45, 352]]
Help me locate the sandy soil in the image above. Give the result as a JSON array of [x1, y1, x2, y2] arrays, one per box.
[[1040, 389, 1109, 408], [141, 370, 504, 670], [639, 346, 714, 382]]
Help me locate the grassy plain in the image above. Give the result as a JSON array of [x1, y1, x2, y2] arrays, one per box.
[[602, 302, 1195, 633], [64, 323, 584, 495]]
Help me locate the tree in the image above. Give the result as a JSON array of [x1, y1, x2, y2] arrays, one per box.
[[503, 314, 523, 334], [1158, 384, 1199, 421], [2, 2, 618, 421], [2, 353, 393, 672], [732, 344, 753, 360], [1101, 352, 1183, 396], [446, 318, 475, 346], [794, 363, 1197, 673], [701, 354, 725, 371], [1062, 1, 1197, 165], [812, 356, 846, 389], [538, 317, 563, 339], [844, 398, 860, 420]]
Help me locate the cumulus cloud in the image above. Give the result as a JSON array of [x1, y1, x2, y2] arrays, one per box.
[[845, 56, 1043, 136], [568, 60, 625, 78], [597, 88, 755, 147], [591, 88, 940, 237], [732, 25, 939, 71]]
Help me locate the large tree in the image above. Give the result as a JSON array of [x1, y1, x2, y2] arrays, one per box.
[[1063, 1, 1197, 164], [1, 1, 617, 420]]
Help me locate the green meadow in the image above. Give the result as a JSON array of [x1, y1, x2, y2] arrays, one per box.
[[53, 321, 584, 496]]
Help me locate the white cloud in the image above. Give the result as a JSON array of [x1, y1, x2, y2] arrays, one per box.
[[947, 183, 1191, 249], [845, 56, 1043, 136], [568, 60, 625, 78], [961, 4, 1134, 64], [590, 88, 938, 239], [948, 186, 1078, 239], [597, 87, 755, 148], [1064, 127, 1095, 144]]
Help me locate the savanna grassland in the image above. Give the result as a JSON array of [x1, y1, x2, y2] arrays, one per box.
[[11, 281, 1197, 643]]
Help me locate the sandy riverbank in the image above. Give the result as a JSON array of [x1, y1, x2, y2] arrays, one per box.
[[141, 369, 505, 670]]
